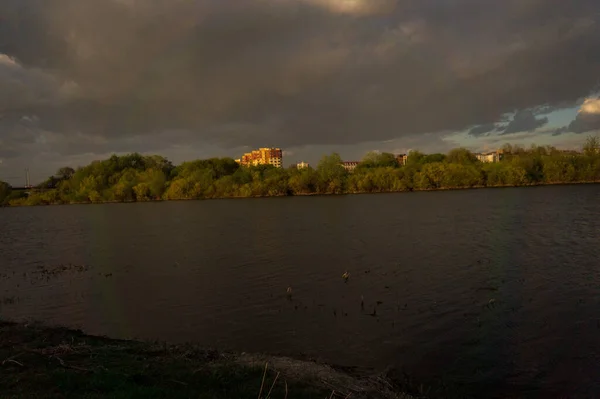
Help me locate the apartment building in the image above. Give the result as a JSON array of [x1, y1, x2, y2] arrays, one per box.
[[296, 161, 310, 169], [341, 161, 360, 172], [236, 147, 283, 168], [475, 150, 503, 163], [395, 154, 408, 165]]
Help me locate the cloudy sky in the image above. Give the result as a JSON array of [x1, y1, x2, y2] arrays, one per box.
[[1, 0, 600, 184]]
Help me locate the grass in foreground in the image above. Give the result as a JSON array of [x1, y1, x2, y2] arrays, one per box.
[[0, 321, 416, 399]]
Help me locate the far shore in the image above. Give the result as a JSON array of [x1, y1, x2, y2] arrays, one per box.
[[3, 179, 599, 208]]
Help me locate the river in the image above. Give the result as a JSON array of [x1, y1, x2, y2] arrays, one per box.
[[1, 185, 599, 398]]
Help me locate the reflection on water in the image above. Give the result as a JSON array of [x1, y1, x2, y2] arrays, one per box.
[[1, 185, 600, 398]]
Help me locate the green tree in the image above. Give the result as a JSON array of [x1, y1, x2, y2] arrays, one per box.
[[288, 168, 317, 194], [263, 168, 290, 196], [369, 167, 400, 191], [139, 169, 167, 199], [404, 151, 445, 168], [0, 180, 11, 205], [482, 163, 505, 186], [232, 167, 253, 185], [543, 155, 577, 183], [406, 150, 426, 167], [163, 178, 192, 200], [316, 153, 347, 194], [358, 151, 398, 169], [583, 135, 600, 156], [206, 157, 239, 178], [76, 175, 101, 202], [5, 143, 600, 207], [442, 164, 483, 187], [133, 183, 152, 201], [513, 154, 544, 183], [109, 169, 140, 201], [57, 167, 76, 180], [347, 169, 374, 192], [189, 169, 216, 198], [213, 176, 237, 197], [446, 148, 478, 165], [483, 162, 528, 186], [145, 155, 174, 176], [414, 162, 446, 189], [422, 153, 447, 163]]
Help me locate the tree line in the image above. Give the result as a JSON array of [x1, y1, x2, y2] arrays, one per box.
[[1, 137, 599, 207]]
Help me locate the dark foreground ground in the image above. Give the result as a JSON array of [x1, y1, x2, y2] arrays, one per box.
[[0, 321, 419, 399]]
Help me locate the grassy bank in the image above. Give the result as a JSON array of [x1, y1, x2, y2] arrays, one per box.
[[0, 321, 417, 399]]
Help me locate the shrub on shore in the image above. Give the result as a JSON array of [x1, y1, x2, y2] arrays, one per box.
[[4, 137, 600, 206]]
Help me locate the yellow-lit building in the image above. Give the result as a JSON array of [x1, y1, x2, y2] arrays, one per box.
[[341, 161, 360, 172], [236, 148, 283, 168], [395, 154, 408, 165], [297, 161, 310, 169], [475, 150, 503, 163]]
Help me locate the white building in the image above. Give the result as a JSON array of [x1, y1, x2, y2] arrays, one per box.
[[475, 151, 502, 163]]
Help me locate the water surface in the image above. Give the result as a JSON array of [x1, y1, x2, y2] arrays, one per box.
[[1, 185, 599, 398]]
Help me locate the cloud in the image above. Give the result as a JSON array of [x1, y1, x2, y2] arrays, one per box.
[[568, 117, 600, 135], [468, 123, 497, 137], [552, 126, 569, 136], [502, 110, 549, 134], [553, 97, 600, 135], [0, 54, 77, 111], [0, 148, 19, 158], [0, 0, 600, 171], [579, 97, 600, 115], [301, 0, 395, 15]]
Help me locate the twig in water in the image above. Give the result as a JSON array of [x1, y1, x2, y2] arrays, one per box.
[[51, 356, 91, 372], [2, 359, 24, 367], [258, 362, 268, 399], [53, 356, 65, 366], [329, 390, 336, 399], [284, 381, 288, 399], [2, 352, 24, 366], [265, 371, 280, 399]]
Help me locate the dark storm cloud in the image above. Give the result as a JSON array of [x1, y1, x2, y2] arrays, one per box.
[[0, 54, 66, 110], [549, 98, 600, 135], [502, 110, 549, 134], [0, 148, 19, 158], [568, 114, 600, 134], [552, 126, 569, 136], [567, 99, 600, 133], [1, 0, 600, 159], [468, 123, 497, 136], [532, 103, 576, 116]]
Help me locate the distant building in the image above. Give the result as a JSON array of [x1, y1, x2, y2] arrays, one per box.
[[341, 161, 360, 172], [395, 154, 408, 166], [297, 161, 310, 169], [236, 147, 283, 168], [475, 150, 503, 163], [559, 150, 582, 156]]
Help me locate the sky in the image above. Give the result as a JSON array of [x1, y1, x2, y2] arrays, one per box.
[[1, 0, 600, 185]]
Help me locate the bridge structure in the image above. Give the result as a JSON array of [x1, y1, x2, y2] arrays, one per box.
[[4, 169, 35, 192], [1, 167, 54, 192]]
